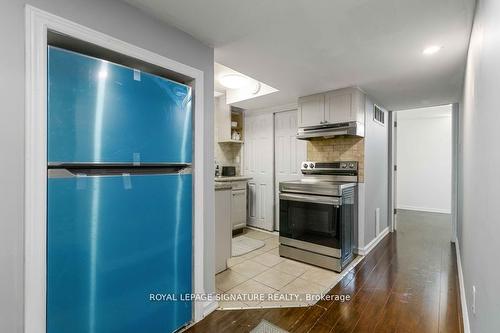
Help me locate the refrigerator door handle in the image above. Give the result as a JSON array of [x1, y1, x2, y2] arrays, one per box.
[[48, 166, 192, 178]]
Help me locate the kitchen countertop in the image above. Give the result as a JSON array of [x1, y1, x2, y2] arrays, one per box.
[[215, 182, 232, 190], [214, 176, 253, 182]]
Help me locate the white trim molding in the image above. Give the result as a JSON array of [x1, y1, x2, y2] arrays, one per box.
[[25, 5, 206, 332], [248, 102, 298, 115], [455, 242, 471, 333], [355, 227, 389, 256], [397, 205, 451, 214]]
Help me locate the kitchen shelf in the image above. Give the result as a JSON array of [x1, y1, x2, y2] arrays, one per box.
[[215, 95, 244, 143], [219, 140, 244, 144]]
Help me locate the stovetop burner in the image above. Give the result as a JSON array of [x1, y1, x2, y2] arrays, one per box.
[[280, 161, 358, 196]]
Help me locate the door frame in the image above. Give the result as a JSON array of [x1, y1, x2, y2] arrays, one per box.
[[388, 104, 459, 242], [25, 6, 207, 332], [388, 111, 397, 232]]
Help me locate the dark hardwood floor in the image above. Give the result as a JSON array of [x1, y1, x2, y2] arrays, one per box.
[[187, 210, 462, 333]]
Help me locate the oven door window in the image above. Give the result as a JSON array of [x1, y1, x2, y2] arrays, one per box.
[[280, 199, 341, 249]]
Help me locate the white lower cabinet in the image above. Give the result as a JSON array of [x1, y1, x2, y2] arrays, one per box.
[[231, 181, 247, 230], [215, 187, 231, 273]]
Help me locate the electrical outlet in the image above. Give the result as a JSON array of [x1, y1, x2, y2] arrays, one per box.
[[472, 285, 476, 315]]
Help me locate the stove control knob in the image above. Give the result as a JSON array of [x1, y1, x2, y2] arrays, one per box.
[[303, 163, 308, 169], [309, 163, 315, 168], [349, 163, 355, 169], [341, 163, 347, 169]]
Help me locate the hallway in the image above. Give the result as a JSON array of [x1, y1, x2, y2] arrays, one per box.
[[187, 210, 461, 332]]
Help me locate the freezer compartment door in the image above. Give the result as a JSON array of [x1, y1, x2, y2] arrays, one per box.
[[48, 46, 192, 164], [47, 173, 192, 333]]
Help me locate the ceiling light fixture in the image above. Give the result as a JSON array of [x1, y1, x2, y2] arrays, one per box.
[[219, 73, 250, 89], [422, 45, 442, 56]]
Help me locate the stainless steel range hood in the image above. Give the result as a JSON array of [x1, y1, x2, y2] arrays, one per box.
[[296, 121, 364, 140]]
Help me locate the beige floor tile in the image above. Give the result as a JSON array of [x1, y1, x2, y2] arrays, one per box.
[[244, 229, 275, 241], [251, 252, 284, 267], [279, 277, 325, 305], [239, 248, 264, 260], [217, 300, 248, 309], [257, 290, 307, 308], [231, 260, 269, 278], [226, 256, 246, 267], [257, 236, 279, 252], [300, 266, 341, 288], [226, 279, 277, 306], [215, 269, 249, 292], [253, 268, 297, 290], [273, 259, 311, 277], [265, 247, 280, 256]]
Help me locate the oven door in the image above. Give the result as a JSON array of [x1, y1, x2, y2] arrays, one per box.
[[279, 193, 342, 258]]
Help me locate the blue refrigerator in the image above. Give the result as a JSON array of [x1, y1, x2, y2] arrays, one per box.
[[47, 47, 193, 333]]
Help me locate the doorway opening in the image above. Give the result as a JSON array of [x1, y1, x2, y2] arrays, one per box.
[[390, 104, 455, 241]]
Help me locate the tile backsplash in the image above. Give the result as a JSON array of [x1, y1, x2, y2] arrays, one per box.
[[215, 143, 242, 175], [307, 136, 365, 182]]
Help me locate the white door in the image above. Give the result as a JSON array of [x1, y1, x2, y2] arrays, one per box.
[[274, 110, 307, 230], [244, 113, 274, 231]]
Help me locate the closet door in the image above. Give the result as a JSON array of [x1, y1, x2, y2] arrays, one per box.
[[244, 113, 274, 231], [274, 110, 307, 230]]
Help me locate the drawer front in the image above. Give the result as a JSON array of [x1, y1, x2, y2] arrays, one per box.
[[231, 181, 247, 191]]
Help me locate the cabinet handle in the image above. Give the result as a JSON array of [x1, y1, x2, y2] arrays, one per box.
[[232, 191, 245, 196]]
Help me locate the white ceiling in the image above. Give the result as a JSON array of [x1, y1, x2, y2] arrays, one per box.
[[124, 0, 475, 111]]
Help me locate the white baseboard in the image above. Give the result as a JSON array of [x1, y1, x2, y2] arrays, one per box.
[[455, 241, 471, 333], [202, 300, 218, 317], [355, 227, 389, 256], [397, 205, 451, 214]]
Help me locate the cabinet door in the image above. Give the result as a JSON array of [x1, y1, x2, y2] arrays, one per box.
[[325, 91, 353, 123], [231, 189, 247, 230], [215, 95, 232, 142], [298, 94, 325, 127], [215, 189, 231, 273]]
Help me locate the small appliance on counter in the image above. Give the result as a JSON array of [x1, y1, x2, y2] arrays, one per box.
[[279, 161, 358, 272], [215, 161, 221, 177], [221, 166, 236, 177]]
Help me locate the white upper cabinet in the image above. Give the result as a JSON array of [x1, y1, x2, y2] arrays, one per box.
[[325, 90, 353, 123], [298, 93, 325, 127], [298, 87, 365, 127]]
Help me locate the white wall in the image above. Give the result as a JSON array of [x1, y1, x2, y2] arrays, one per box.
[[0, 1, 214, 332], [459, 0, 500, 331], [396, 105, 452, 214], [363, 98, 389, 246]]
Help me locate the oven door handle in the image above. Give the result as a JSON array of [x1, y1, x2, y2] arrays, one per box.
[[279, 193, 341, 206]]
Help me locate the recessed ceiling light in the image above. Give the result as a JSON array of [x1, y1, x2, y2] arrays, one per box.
[[219, 74, 250, 89], [422, 45, 442, 56]]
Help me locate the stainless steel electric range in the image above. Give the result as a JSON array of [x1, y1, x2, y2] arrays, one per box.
[[279, 161, 358, 272]]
